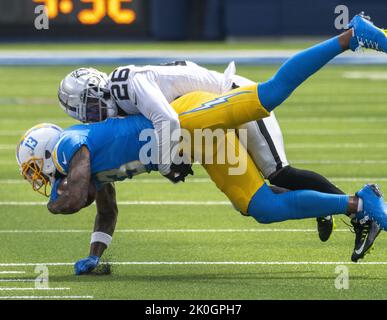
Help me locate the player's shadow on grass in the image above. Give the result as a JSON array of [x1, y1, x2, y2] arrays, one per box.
[[46, 270, 380, 283]]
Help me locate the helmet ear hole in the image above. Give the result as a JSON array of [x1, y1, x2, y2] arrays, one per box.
[[45, 150, 51, 159]]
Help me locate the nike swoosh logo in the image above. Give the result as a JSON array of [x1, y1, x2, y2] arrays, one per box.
[[355, 239, 367, 255], [62, 152, 67, 165]]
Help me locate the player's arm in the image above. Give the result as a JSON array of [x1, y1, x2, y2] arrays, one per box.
[[90, 182, 118, 257], [132, 73, 193, 182], [74, 182, 118, 275], [47, 146, 91, 214]]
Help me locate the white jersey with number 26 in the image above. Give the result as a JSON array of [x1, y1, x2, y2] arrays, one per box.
[[107, 61, 289, 178], [107, 61, 236, 175]]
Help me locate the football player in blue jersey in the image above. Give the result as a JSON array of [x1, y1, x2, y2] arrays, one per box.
[[17, 13, 387, 274], [58, 14, 387, 244]]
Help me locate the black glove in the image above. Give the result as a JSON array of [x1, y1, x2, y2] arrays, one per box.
[[164, 162, 194, 183]]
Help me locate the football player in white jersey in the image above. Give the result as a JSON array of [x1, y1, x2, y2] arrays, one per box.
[[58, 61, 342, 241]]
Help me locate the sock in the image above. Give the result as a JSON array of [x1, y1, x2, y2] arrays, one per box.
[[247, 183, 349, 224], [270, 166, 348, 218], [258, 36, 343, 112]]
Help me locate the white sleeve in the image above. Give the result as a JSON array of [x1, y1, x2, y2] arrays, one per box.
[[186, 61, 236, 94], [231, 74, 256, 87], [131, 72, 180, 175]]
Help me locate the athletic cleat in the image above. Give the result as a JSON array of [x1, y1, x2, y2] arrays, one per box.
[[356, 184, 387, 230], [316, 216, 334, 242], [350, 217, 381, 262], [347, 12, 387, 53]]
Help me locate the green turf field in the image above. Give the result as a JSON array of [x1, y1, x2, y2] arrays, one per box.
[[1, 62, 387, 300], [0, 40, 315, 51]]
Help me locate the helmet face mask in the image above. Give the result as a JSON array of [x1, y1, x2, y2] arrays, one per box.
[[21, 157, 50, 197], [81, 82, 109, 123], [58, 68, 114, 123]]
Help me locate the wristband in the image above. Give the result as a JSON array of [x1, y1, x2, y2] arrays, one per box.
[[90, 231, 112, 247]]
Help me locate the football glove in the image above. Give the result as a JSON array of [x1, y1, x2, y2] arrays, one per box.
[[74, 255, 100, 275], [164, 162, 194, 183]]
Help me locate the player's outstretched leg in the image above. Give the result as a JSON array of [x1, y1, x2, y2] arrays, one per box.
[[247, 183, 354, 223], [270, 166, 344, 242], [247, 183, 387, 224], [252, 184, 383, 261], [257, 13, 387, 112], [246, 183, 387, 261], [269, 167, 382, 259]]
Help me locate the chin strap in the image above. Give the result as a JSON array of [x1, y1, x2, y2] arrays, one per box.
[[105, 99, 118, 118]]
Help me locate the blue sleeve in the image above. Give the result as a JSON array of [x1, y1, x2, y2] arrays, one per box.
[[52, 134, 88, 174], [258, 37, 342, 111], [50, 178, 62, 202]]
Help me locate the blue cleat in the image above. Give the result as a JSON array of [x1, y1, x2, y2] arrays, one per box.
[[347, 12, 387, 53], [356, 184, 387, 230], [74, 255, 100, 275]]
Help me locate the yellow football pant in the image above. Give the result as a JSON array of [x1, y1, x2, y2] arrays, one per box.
[[170, 85, 269, 214]]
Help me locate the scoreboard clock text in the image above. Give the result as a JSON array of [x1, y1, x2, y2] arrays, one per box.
[[33, 0, 136, 25]]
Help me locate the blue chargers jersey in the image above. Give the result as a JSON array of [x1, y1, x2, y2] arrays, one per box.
[[52, 116, 158, 190]]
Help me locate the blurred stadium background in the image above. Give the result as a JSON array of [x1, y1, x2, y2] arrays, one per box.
[[2, 0, 387, 40], [0, 0, 387, 300]]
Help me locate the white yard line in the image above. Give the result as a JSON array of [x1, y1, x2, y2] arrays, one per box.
[[0, 228, 350, 233], [1, 143, 387, 152], [1, 118, 387, 126], [2, 159, 387, 166], [0, 261, 385, 267], [0, 279, 36, 282], [0, 145, 17, 150], [0, 201, 231, 206], [3, 129, 387, 137], [285, 130, 387, 136], [106, 261, 387, 265], [280, 117, 387, 123], [2, 176, 387, 185], [0, 287, 70, 291], [0, 119, 70, 124], [0, 162, 18, 165], [0, 178, 211, 184], [286, 143, 387, 149], [0, 202, 60, 206], [0, 295, 93, 299], [0, 131, 24, 136], [342, 71, 387, 80], [331, 177, 387, 181], [0, 271, 25, 274], [292, 160, 387, 164], [0, 180, 25, 184]]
